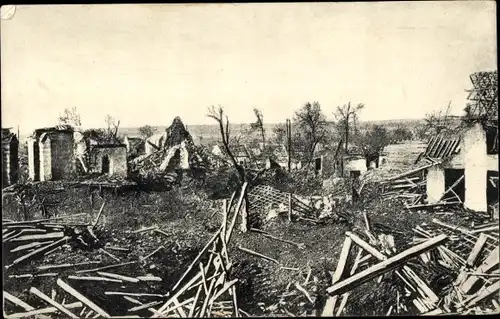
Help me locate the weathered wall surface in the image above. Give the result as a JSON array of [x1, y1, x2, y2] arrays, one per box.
[[50, 132, 75, 180], [27, 138, 38, 181], [426, 165, 445, 203], [2, 137, 19, 186], [90, 146, 128, 177], [39, 136, 52, 181], [462, 123, 498, 212], [345, 158, 367, 174]]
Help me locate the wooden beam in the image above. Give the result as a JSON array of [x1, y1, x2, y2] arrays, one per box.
[[465, 281, 500, 309], [29, 287, 79, 318], [4, 291, 35, 311], [466, 233, 488, 267], [56, 279, 111, 318], [460, 248, 499, 294], [5, 302, 82, 318], [327, 235, 447, 295], [332, 236, 353, 284], [439, 175, 464, 201], [6, 237, 69, 269]]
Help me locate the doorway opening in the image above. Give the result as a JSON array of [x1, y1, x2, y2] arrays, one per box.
[[444, 168, 465, 202], [102, 155, 110, 174]]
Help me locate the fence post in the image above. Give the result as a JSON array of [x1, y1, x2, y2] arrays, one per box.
[[288, 193, 292, 222]]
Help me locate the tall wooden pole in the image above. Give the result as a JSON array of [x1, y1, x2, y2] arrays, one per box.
[[286, 119, 291, 172]]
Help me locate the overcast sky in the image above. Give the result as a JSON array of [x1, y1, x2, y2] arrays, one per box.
[[1, 2, 497, 134]]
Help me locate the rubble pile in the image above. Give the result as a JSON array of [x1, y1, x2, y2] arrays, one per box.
[[130, 118, 217, 184], [2, 184, 248, 318], [318, 213, 499, 316]]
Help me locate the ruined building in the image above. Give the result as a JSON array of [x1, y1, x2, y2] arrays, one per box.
[[421, 71, 498, 214], [422, 123, 498, 213], [88, 144, 128, 178], [1, 128, 19, 187], [27, 126, 75, 181]]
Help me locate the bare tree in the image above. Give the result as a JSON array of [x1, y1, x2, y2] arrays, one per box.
[[139, 125, 157, 139], [333, 102, 364, 154], [423, 101, 455, 137], [207, 105, 247, 184], [104, 114, 121, 143], [250, 108, 266, 150], [294, 102, 328, 164], [58, 107, 82, 127], [272, 124, 287, 145]]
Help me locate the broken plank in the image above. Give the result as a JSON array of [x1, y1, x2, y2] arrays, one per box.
[[321, 295, 338, 317], [295, 282, 314, 304], [336, 293, 350, 316], [249, 228, 305, 249], [346, 232, 386, 260], [209, 279, 239, 305], [460, 248, 499, 294], [99, 248, 121, 262], [467, 233, 488, 267], [10, 241, 54, 253], [465, 281, 500, 309], [38, 261, 101, 271], [68, 275, 123, 283], [136, 275, 162, 282], [162, 297, 195, 316], [131, 226, 157, 234], [29, 287, 79, 318], [237, 245, 280, 264], [128, 301, 163, 312], [4, 291, 35, 311], [56, 279, 111, 318], [98, 271, 140, 283], [6, 236, 69, 270], [93, 200, 106, 227], [3, 213, 88, 226], [10, 232, 64, 242], [327, 235, 448, 295], [5, 302, 83, 318], [332, 236, 353, 284], [105, 292, 165, 298], [75, 261, 137, 274], [140, 245, 164, 262]]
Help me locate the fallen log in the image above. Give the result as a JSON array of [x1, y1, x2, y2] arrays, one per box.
[[326, 235, 448, 295]]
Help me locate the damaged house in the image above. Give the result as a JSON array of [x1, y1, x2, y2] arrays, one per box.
[[419, 122, 498, 214], [124, 136, 146, 158], [1, 128, 19, 187], [88, 143, 128, 178], [27, 126, 75, 182], [421, 70, 499, 214]]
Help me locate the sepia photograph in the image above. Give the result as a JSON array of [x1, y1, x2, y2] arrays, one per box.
[[1, 1, 498, 317]]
